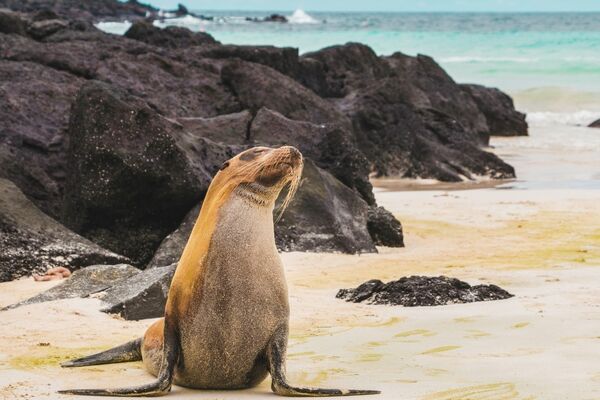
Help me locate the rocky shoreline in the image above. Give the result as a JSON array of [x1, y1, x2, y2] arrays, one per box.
[[0, 1, 527, 288]]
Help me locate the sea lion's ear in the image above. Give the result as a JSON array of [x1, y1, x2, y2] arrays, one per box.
[[220, 161, 230, 171]]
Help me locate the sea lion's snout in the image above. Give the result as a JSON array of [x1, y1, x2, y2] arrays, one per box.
[[246, 146, 303, 188], [224, 146, 303, 209], [279, 145, 303, 168]]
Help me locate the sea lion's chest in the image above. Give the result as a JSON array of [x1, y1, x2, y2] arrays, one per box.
[[176, 195, 288, 388]]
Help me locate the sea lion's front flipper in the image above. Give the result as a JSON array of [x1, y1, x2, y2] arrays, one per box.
[[267, 325, 381, 397], [59, 318, 179, 397]]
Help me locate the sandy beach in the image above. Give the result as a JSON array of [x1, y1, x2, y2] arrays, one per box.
[[1, 124, 599, 400]]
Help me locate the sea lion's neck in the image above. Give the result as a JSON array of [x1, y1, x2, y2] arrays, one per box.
[[235, 183, 278, 208]]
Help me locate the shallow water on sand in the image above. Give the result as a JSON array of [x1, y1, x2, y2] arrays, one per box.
[[492, 125, 600, 191]]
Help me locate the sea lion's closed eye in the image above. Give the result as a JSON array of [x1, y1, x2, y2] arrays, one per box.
[[220, 161, 230, 171]]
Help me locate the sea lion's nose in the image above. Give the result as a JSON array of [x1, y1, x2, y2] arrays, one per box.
[[281, 146, 302, 165]]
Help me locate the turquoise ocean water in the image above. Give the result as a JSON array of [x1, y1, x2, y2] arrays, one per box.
[[98, 10, 600, 188]]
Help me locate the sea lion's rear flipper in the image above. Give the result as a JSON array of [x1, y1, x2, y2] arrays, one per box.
[[59, 319, 179, 397], [267, 325, 381, 397], [61, 338, 142, 368]]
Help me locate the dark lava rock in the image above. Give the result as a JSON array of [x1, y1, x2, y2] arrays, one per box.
[[337, 276, 514, 306], [385, 52, 489, 140], [176, 110, 252, 145], [0, 9, 528, 272], [99, 263, 176, 320], [0, 51, 83, 217], [299, 43, 516, 182], [146, 204, 199, 269], [27, 18, 68, 40], [0, 0, 158, 23], [124, 20, 217, 49], [588, 119, 600, 128], [0, 22, 234, 218], [347, 78, 514, 181], [367, 206, 404, 247], [3, 262, 175, 320], [276, 159, 376, 253], [302, 42, 391, 98], [461, 84, 528, 137], [222, 59, 350, 127], [62, 81, 223, 266], [0, 179, 129, 282], [0, 9, 27, 35], [221, 61, 374, 202], [2, 264, 139, 309], [199, 44, 299, 77], [246, 14, 288, 23]]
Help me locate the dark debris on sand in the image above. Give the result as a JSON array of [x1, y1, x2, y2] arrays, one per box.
[[337, 276, 514, 306]]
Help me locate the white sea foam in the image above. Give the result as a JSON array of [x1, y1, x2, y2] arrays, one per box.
[[95, 20, 132, 35], [157, 10, 176, 18], [153, 15, 209, 30], [526, 110, 599, 127], [441, 56, 537, 63], [288, 9, 319, 24]]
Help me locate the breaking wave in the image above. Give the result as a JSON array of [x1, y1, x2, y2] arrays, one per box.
[[288, 9, 319, 24]]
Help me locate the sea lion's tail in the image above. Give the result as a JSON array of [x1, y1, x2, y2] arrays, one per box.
[[61, 338, 142, 368]]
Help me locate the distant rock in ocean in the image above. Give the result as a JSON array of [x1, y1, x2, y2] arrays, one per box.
[[246, 14, 288, 23], [337, 276, 514, 306], [589, 118, 600, 128]]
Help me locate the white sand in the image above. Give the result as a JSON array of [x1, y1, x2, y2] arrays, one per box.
[[1, 130, 600, 399]]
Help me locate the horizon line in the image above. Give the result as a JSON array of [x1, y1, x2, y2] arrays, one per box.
[[187, 8, 600, 14]]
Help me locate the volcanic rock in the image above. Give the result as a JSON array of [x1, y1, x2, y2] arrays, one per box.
[[246, 14, 287, 23], [27, 18, 68, 39], [337, 276, 514, 306], [62, 81, 226, 266], [176, 110, 252, 145], [366, 206, 404, 247], [146, 204, 200, 269], [461, 84, 528, 137], [275, 159, 376, 253], [0, 0, 158, 22], [0, 9, 27, 35], [2, 264, 139, 309], [198, 44, 299, 77], [0, 12, 529, 275], [124, 20, 217, 49], [99, 263, 176, 320], [300, 43, 515, 181], [3, 262, 176, 320], [0, 179, 129, 282]]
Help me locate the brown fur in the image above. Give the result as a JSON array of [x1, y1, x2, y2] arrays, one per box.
[[143, 146, 302, 388], [167, 146, 301, 317]]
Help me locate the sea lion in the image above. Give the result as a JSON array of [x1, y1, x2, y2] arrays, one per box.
[[59, 146, 379, 397]]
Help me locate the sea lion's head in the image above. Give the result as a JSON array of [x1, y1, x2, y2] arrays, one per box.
[[211, 146, 304, 214]]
